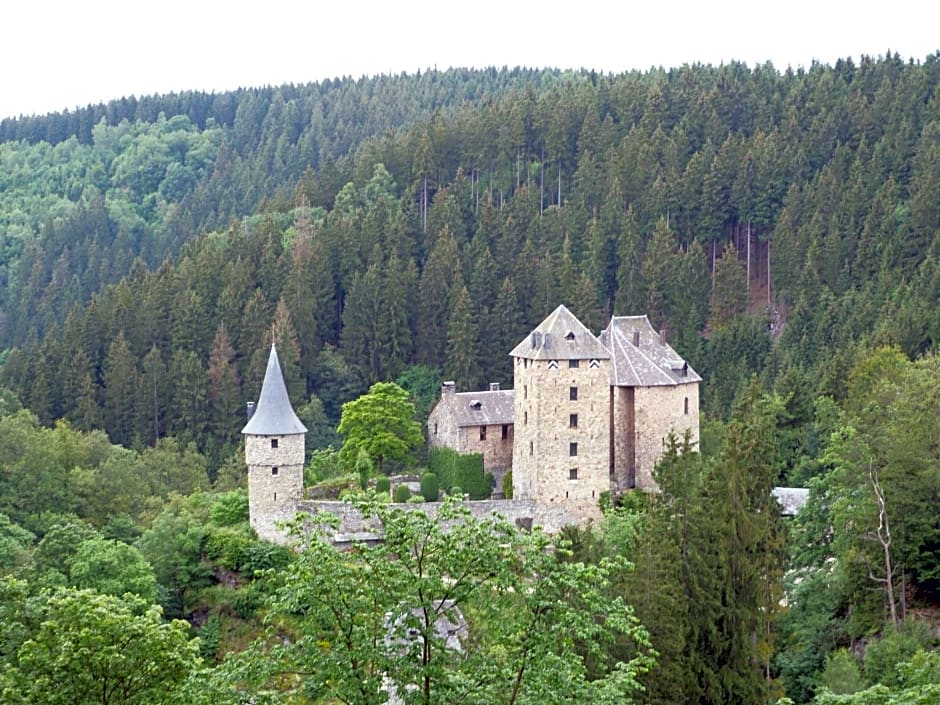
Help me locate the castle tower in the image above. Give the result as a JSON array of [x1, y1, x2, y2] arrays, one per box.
[[599, 316, 700, 491], [510, 305, 611, 525], [242, 345, 307, 542]]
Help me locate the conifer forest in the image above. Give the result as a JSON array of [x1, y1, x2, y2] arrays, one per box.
[[0, 57, 939, 704]]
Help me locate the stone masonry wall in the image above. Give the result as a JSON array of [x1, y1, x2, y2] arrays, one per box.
[[513, 357, 610, 525], [247, 433, 305, 543], [633, 382, 699, 489], [255, 498, 587, 546], [456, 424, 513, 476], [427, 396, 459, 451]]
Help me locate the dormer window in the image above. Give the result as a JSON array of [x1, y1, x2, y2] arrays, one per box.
[[470, 400, 482, 410], [565, 331, 575, 341]]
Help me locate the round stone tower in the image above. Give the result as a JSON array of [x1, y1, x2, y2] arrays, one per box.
[[242, 345, 307, 542]]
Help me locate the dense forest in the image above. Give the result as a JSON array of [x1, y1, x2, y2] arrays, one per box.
[[1, 56, 939, 704]]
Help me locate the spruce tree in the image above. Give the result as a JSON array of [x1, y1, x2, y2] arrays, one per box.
[[445, 281, 482, 391]]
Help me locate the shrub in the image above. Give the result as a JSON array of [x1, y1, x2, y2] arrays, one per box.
[[393, 484, 412, 503], [502, 470, 513, 499], [375, 476, 391, 496], [209, 490, 249, 527], [420, 472, 440, 502]]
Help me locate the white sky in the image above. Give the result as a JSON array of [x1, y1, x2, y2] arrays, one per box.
[[2, 1, 938, 121]]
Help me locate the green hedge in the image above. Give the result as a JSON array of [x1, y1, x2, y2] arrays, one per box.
[[428, 448, 491, 500]]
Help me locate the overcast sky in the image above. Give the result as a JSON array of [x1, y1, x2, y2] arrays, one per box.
[[2, 1, 938, 120]]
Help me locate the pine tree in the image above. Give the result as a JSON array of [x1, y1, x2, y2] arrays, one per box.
[[416, 226, 460, 368], [689, 382, 787, 705], [342, 263, 384, 384], [137, 345, 168, 445], [445, 281, 482, 390], [169, 349, 209, 450], [615, 207, 645, 315], [709, 242, 749, 330], [643, 216, 678, 329], [103, 332, 139, 447], [207, 324, 241, 446], [491, 277, 526, 386], [377, 251, 416, 381]]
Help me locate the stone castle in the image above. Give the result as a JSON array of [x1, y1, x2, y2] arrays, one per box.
[[430, 305, 700, 522], [244, 305, 702, 543]]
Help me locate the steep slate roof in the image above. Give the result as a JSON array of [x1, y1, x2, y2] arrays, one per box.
[[509, 304, 610, 361], [447, 389, 515, 427], [241, 345, 307, 436], [599, 315, 702, 387]]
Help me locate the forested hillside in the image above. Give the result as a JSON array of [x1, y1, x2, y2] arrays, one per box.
[[1, 56, 938, 704]]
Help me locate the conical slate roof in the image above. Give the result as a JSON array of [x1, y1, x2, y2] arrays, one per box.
[[241, 345, 307, 435], [509, 304, 611, 360]]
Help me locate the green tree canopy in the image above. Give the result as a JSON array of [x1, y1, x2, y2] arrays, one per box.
[[0, 588, 199, 705], [223, 497, 654, 704], [337, 381, 424, 474]]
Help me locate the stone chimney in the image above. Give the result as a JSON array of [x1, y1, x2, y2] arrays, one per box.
[[442, 381, 456, 398], [632, 330, 640, 347], [246, 401, 256, 421], [659, 328, 666, 345], [489, 382, 500, 391]]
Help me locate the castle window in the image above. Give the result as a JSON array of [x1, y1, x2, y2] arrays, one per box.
[[530, 441, 533, 455], [501, 424, 509, 439], [524, 385, 528, 400], [271, 466, 279, 476], [684, 397, 689, 415], [569, 359, 579, 368], [524, 411, 528, 425], [271, 438, 278, 449], [569, 468, 578, 480], [569, 442, 578, 457], [569, 386, 578, 401], [569, 413, 578, 428], [434, 422, 438, 435], [480, 426, 487, 441]]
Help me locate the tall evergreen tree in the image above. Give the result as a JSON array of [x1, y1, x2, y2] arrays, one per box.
[[709, 242, 749, 330], [445, 281, 482, 390], [103, 332, 139, 447]]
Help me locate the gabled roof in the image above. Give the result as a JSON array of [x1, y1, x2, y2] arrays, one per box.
[[241, 345, 307, 435], [509, 305, 610, 361], [599, 315, 701, 387], [447, 389, 515, 427]]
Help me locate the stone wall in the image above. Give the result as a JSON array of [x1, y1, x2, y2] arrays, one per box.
[[428, 391, 459, 451], [257, 498, 587, 546], [513, 357, 610, 525], [247, 433, 305, 543], [632, 382, 699, 489], [456, 424, 513, 480]]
